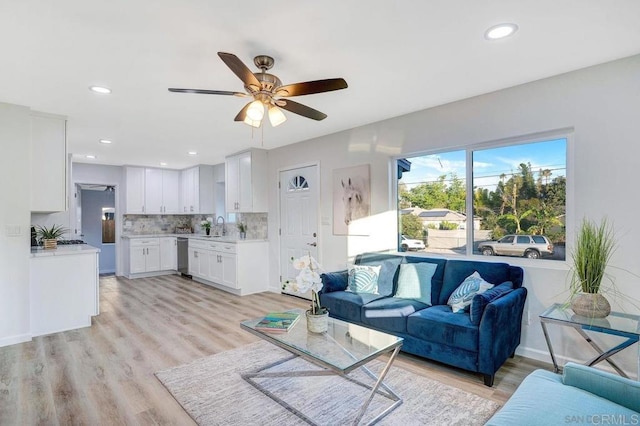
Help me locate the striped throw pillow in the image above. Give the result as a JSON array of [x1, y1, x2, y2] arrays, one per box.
[[347, 264, 381, 294], [447, 271, 494, 313]]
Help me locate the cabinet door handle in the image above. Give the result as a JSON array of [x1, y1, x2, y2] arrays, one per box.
[[194, 251, 198, 258], [142, 205, 145, 213]]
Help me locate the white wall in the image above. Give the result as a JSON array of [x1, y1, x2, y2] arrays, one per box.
[[267, 54, 640, 376], [0, 102, 32, 346]]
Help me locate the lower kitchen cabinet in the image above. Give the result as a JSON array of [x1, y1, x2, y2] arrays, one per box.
[[188, 239, 267, 295], [124, 237, 177, 278]]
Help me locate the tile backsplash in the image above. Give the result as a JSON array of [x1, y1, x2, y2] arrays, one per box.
[[122, 212, 267, 239]]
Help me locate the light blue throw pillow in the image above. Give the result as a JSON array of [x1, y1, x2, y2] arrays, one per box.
[[447, 271, 494, 313], [347, 264, 381, 294], [394, 262, 438, 305]]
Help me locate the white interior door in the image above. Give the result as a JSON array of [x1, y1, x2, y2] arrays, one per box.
[[280, 165, 319, 299]]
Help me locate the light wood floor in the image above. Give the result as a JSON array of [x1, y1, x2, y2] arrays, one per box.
[[0, 274, 551, 424]]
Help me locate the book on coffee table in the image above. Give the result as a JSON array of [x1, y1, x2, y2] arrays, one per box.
[[255, 312, 300, 333]]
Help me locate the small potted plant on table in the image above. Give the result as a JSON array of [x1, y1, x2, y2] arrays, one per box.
[[237, 222, 247, 239], [283, 253, 328, 333]]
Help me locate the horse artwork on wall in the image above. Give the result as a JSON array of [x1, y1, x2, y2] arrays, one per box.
[[333, 164, 371, 235]]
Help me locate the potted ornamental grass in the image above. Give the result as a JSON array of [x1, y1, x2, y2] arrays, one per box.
[[569, 218, 616, 318], [35, 224, 69, 249]]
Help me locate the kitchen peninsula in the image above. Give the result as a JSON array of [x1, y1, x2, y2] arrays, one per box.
[[29, 244, 100, 336]]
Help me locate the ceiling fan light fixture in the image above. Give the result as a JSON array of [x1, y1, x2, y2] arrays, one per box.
[[268, 105, 287, 127], [243, 116, 261, 128], [246, 100, 265, 121]]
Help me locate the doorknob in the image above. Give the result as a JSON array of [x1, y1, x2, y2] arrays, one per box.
[[307, 242, 317, 247]]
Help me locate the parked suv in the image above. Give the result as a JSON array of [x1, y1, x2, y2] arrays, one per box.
[[400, 235, 426, 251], [478, 234, 554, 259]]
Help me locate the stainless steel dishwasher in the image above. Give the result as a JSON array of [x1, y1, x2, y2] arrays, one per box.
[[177, 237, 191, 277]]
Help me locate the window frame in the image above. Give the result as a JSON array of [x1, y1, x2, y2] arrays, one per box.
[[393, 128, 573, 267]]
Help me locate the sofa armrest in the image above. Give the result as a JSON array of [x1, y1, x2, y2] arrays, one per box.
[[563, 362, 640, 412], [478, 287, 527, 375], [320, 270, 348, 294]]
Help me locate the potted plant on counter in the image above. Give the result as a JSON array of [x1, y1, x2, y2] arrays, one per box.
[[237, 222, 247, 239], [569, 218, 616, 318], [35, 224, 69, 249], [201, 217, 213, 235]]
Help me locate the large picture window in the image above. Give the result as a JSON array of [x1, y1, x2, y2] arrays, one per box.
[[398, 137, 567, 261]]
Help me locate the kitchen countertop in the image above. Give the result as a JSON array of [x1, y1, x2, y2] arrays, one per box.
[[31, 244, 101, 258], [121, 234, 266, 243]]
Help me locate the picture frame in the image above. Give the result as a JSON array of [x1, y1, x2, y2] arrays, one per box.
[[333, 164, 371, 235]]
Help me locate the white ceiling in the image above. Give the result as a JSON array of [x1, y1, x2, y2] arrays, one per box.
[[2, 1, 640, 169]]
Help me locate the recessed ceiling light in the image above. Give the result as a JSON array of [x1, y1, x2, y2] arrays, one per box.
[[86, 155, 96, 159], [484, 23, 519, 40], [99, 139, 112, 144], [188, 151, 197, 155], [89, 86, 112, 94], [160, 162, 167, 166]]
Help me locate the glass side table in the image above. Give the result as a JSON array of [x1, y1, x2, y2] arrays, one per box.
[[539, 303, 640, 379]]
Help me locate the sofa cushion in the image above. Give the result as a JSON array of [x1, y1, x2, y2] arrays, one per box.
[[361, 297, 429, 333], [355, 253, 404, 297], [394, 262, 438, 305], [320, 270, 348, 293], [347, 264, 381, 294], [439, 260, 511, 305], [320, 291, 385, 323], [486, 368, 639, 426], [447, 271, 494, 313], [469, 281, 514, 325], [406, 305, 478, 352], [403, 256, 447, 304]]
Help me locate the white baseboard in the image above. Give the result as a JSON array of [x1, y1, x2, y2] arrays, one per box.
[[0, 333, 32, 348], [516, 345, 626, 377]]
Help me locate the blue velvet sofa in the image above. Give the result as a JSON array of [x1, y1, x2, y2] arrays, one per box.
[[487, 363, 640, 425], [319, 252, 526, 386]]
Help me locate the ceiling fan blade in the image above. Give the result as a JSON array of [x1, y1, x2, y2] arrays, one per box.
[[234, 102, 252, 122], [168, 88, 247, 97], [217, 52, 261, 89], [275, 78, 348, 97], [279, 99, 327, 121]]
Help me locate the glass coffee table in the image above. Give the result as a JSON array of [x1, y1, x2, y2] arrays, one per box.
[[539, 303, 640, 378], [240, 308, 403, 425]]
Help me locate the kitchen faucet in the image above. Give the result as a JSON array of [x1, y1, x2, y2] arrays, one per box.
[[216, 216, 226, 235]]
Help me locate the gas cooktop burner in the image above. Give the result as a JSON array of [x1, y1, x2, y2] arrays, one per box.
[[57, 239, 86, 245]]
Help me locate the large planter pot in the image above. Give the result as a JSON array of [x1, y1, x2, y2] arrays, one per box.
[[306, 308, 329, 333], [570, 292, 611, 318]]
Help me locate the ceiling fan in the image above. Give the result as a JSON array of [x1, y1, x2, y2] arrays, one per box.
[[168, 52, 348, 128]]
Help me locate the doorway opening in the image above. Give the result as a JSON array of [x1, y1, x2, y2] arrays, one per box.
[[76, 183, 117, 274]]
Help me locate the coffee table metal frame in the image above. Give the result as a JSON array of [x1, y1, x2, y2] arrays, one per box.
[[539, 303, 640, 379], [240, 311, 403, 426]]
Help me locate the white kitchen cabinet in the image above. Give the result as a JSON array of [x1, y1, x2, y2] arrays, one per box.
[[225, 149, 267, 213], [180, 165, 214, 214], [188, 245, 210, 278], [188, 238, 266, 295], [129, 239, 160, 274], [30, 112, 67, 212], [125, 167, 146, 214], [159, 237, 177, 271], [145, 168, 180, 214]]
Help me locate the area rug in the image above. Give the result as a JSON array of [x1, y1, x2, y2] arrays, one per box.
[[155, 341, 501, 425]]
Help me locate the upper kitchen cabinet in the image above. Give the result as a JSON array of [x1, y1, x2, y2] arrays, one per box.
[[145, 168, 180, 214], [180, 165, 214, 214], [124, 167, 146, 214], [225, 148, 267, 213], [30, 112, 67, 212]]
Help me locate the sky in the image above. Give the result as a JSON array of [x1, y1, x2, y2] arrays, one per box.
[[400, 138, 567, 192]]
